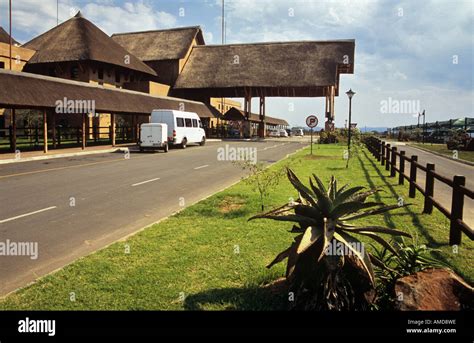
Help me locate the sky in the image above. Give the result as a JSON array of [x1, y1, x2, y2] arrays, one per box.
[[0, 0, 473, 129]]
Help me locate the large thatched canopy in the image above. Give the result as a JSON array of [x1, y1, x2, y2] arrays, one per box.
[[0, 26, 19, 45], [112, 26, 204, 62], [223, 107, 288, 126], [0, 69, 218, 118], [23, 12, 156, 77], [173, 40, 355, 98]]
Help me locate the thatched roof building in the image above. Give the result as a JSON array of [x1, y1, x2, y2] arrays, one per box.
[[173, 40, 355, 98], [112, 26, 204, 62], [223, 107, 288, 127], [112, 26, 205, 87], [23, 12, 156, 77], [0, 69, 218, 118], [0, 26, 19, 45]]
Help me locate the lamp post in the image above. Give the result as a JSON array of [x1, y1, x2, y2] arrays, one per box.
[[346, 89, 355, 152]]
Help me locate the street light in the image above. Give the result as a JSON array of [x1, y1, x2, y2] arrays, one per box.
[[418, 110, 426, 143], [346, 89, 355, 152]]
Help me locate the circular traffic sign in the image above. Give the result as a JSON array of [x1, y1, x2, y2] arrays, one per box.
[[306, 115, 318, 128]]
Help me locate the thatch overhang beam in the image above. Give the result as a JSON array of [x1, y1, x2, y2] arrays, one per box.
[[0, 70, 218, 119]]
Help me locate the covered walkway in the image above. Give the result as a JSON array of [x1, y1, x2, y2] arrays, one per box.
[[0, 69, 219, 153]]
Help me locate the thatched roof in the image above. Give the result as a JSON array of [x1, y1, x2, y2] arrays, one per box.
[[112, 26, 204, 61], [0, 26, 19, 45], [0, 69, 218, 118], [223, 107, 289, 126], [23, 12, 156, 76], [173, 40, 355, 98]]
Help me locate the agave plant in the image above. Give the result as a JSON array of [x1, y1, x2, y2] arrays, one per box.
[[249, 169, 412, 310]]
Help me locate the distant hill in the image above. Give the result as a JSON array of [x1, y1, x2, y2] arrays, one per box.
[[360, 127, 388, 133]]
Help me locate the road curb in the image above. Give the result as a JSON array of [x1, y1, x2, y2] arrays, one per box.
[[0, 147, 130, 165], [407, 144, 474, 167]]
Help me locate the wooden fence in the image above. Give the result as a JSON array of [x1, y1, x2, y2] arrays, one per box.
[[364, 136, 474, 246]]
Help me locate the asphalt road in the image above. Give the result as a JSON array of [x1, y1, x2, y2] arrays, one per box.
[[0, 139, 307, 296], [389, 142, 474, 228]]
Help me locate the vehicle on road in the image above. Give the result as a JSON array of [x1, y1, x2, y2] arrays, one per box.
[[139, 123, 169, 152], [292, 128, 304, 136], [151, 109, 206, 149], [280, 129, 289, 137]]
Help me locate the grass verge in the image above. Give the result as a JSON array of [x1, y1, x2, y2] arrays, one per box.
[[1, 144, 472, 310], [410, 143, 474, 163]]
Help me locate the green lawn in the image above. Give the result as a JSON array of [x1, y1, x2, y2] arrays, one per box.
[[411, 143, 474, 163], [0, 144, 472, 310]]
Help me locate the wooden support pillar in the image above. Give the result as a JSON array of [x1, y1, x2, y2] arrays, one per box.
[[52, 110, 57, 149], [324, 86, 335, 132], [43, 109, 48, 153], [243, 93, 251, 138], [111, 113, 116, 147], [82, 113, 86, 150], [11, 108, 16, 152], [132, 114, 137, 142], [258, 96, 265, 138]]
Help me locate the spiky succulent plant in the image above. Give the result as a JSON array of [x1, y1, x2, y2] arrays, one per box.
[[249, 169, 412, 310]]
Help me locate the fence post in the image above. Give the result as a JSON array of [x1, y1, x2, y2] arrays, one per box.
[[376, 140, 381, 161], [423, 163, 435, 214], [409, 155, 418, 198], [399, 151, 405, 185], [449, 175, 465, 245], [390, 147, 397, 177], [381, 142, 386, 165], [385, 144, 391, 171]]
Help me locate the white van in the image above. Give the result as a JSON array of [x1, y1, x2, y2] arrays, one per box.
[[139, 123, 169, 152], [151, 110, 206, 149]]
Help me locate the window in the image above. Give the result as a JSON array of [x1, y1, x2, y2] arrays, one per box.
[[198, 120, 203, 128], [176, 118, 184, 127], [98, 67, 104, 80], [185, 118, 192, 127], [0, 61, 4, 69], [115, 70, 121, 83], [192, 119, 198, 127]]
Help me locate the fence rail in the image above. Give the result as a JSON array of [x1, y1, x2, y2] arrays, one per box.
[[364, 136, 474, 246]]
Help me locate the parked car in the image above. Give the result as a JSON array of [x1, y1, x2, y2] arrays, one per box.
[[227, 128, 241, 138], [151, 110, 206, 148], [139, 123, 169, 152], [285, 129, 292, 137], [268, 130, 280, 137], [292, 129, 304, 136], [280, 129, 289, 137]]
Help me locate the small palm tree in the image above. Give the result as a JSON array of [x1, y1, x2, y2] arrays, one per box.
[[249, 169, 412, 310]]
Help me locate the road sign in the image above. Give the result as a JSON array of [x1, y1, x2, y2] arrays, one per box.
[[306, 115, 318, 128], [306, 115, 318, 155]]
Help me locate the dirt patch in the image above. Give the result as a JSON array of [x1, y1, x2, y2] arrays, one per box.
[[219, 196, 246, 213]]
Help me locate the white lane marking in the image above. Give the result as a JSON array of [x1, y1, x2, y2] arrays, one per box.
[[0, 206, 57, 224], [131, 178, 161, 187], [194, 164, 209, 170]]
